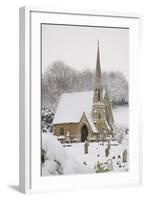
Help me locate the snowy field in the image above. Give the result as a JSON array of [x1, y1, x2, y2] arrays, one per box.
[[42, 105, 129, 176], [113, 105, 129, 128]]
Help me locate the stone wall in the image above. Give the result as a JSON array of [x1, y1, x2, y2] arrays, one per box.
[[53, 113, 95, 142], [53, 123, 79, 139]]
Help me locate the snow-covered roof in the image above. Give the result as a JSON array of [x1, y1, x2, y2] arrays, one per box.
[[84, 112, 98, 133], [57, 135, 66, 139], [53, 91, 94, 124], [105, 118, 111, 131]]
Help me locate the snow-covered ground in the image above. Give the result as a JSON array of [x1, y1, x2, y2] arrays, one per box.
[[63, 105, 129, 173], [42, 133, 94, 176], [113, 105, 129, 128], [64, 141, 128, 173], [42, 105, 129, 176]]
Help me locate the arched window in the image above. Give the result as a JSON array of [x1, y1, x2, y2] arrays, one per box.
[[98, 88, 100, 101], [98, 113, 101, 119], [81, 125, 88, 142], [60, 128, 64, 135]]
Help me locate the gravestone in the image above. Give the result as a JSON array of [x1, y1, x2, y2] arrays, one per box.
[[107, 159, 113, 171], [108, 140, 111, 150], [84, 140, 89, 154], [122, 150, 127, 163], [105, 147, 109, 157]]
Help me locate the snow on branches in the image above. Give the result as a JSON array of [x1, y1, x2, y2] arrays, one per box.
[[42, 61, 128, 109]]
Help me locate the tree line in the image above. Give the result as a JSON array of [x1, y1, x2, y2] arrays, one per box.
[[42, 61, 128, 110]]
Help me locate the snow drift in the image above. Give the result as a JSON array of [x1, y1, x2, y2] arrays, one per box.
[[42, 133, 94, 176]]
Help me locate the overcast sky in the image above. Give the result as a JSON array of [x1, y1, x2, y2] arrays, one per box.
[[42, 24, 129, 81]]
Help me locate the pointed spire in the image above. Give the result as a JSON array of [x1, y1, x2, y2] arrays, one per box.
[[95, 40, 102, 89], [98, 40, 99, 47]]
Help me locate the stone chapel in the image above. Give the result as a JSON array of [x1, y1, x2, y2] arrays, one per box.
[[53, 42, 114, 142]]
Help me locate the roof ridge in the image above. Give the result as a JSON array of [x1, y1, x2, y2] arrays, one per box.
[[83, 112, 98, 133], [53, 91, 94, 124], [62, 90, 93, 96]]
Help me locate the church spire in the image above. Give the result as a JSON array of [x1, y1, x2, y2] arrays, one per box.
[[95, 40, 102, 89]]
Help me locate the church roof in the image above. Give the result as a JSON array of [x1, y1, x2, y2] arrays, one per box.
[[53, 91, 94, 125], [53, 42, 113, 131], [84, 112, 98, 133]]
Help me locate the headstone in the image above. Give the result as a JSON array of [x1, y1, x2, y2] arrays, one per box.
[[122, 150, 127, 163], [84, 140, 89, 154], [105, 147, 109, 157], [95, 161, 100, 173], [83, 161, 87, 165], [108, 140, 111, 150], [118, 155, 121, 159], [107, 159, 113, 171]]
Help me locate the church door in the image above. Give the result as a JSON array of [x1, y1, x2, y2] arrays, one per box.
[[81, 125, 88, 142]]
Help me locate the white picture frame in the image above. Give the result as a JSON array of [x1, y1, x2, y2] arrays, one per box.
[[19, 6, 142, 194]]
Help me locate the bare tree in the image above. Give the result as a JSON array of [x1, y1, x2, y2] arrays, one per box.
[[42, 61, 129, 109]]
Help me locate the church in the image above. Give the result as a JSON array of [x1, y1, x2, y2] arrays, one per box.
[[53, 42, 114, 142]]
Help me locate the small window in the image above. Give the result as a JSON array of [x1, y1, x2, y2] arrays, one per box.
[[98, 113, 101, 119], [98, 88, 100, 101], [60, 128, 64, 135]]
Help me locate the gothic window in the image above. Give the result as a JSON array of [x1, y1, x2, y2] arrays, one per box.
[[60, 128, 64, 135], [98, 88, 100, 101], [98, 113, 101, 119], [81, 125, 88, 142]]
